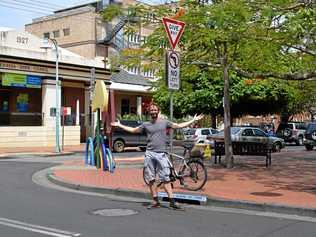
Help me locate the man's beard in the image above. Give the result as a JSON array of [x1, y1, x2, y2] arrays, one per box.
[[150, 113, 158, 120]]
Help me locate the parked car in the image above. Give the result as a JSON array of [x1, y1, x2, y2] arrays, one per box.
[[304, 122, 316, 150], [111, 120, 146, 152], [276, 122, 306, 145], [209, 127, 285, 152], [183, 128, 219, 144]]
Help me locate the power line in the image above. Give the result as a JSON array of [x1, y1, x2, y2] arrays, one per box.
[[0, 1, 97, 23], [10, 0, 62, 10], [27, 0, 66, 9], [0, 0, 55, 13], [0, 2, 51, 15]]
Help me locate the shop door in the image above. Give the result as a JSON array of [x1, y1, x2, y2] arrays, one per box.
[[62, 87, 86, 142], [0, 90, 10, 125]]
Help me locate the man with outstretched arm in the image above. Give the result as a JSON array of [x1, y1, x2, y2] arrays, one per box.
[[111, 103, 204, 210]]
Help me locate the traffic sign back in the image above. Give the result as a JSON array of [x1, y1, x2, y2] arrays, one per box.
[[162, 17, 185, 50]]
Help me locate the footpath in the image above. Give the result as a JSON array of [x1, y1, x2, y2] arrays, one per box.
[[1, 145, 316, 217]]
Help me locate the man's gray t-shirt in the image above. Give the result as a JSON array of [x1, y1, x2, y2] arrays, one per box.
[[139, 119, 172, 153]]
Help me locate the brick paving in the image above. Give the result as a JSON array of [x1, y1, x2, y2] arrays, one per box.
[[52, 150, 316, 210]]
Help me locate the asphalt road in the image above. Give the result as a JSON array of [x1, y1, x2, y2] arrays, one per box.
[[0, 156, 315, 237]]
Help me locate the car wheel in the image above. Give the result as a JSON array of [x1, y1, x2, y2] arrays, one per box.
[[305, 144, 314, 151], [113, 140, 125, 153], [283, 128, 292, 138], [312, 131, 316, 141], [296, 136, 304, 146], [273, 142, 282, 152]]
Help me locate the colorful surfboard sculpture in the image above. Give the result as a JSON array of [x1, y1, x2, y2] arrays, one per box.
[[106, 148, 115, 173], [101, 142, 108, 171], [99, 148, 104, 171], [85, 137, 94, 166]]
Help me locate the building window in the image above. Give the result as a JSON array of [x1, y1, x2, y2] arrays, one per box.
[[141, 36, 148, 45], [43, 32, 50, 39], [121, 99, 130, 115], [128, 33, 140, 44], [63, 28, 70, 36], [146, 12, 155, 22], [126, 67, 140, 75], [53, 30, 60, 38], [142, 69, 154, 78]]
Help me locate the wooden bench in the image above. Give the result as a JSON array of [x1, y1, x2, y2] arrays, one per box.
[[214, 141, 272, 167]]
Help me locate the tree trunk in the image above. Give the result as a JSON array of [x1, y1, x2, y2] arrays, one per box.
[[222, 45, 234, 168], [211, 112, 217, 129]]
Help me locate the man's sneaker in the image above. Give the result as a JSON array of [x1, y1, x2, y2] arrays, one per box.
[[147, 202, 161, 209], [169, 203, 185, 211]]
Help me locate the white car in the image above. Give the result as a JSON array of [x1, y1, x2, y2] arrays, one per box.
[[183, 128, 219, 144]]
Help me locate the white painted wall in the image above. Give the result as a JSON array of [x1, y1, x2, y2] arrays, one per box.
[[0, 126, 80, 148], [41, 79, 57, 127]]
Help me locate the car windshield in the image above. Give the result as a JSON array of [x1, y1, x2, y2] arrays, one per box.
[[217, 127, 241, 135], [277, 123, 294, 130], [307, 123, 316, 130], [184, 129, 196, 135]]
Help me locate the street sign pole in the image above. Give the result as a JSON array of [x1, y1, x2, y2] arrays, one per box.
[[166, 50, 180, 154], [162, 17, 185, 154], [90, 68, 96, 138], [170, 91, 174, 153]]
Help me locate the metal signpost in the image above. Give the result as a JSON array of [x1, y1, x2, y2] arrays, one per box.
[[90, 68, 96, 138], [162, 17, 185, 153]]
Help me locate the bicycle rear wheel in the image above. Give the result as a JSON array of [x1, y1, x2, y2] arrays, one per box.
[[180, 159, 207, 191]]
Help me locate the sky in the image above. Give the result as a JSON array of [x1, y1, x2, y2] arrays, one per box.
[[0, 0, 162, 30]]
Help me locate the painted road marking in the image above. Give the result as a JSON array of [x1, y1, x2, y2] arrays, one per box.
[[0, 217, 80, 237]]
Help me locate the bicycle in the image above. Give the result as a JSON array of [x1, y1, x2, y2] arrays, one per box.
[[142, 141, 208, 191]]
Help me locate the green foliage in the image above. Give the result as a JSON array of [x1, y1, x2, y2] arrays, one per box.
[[101, 4, 123, 21], [118, 113, 150, 121], [102, 0, 316, 118]]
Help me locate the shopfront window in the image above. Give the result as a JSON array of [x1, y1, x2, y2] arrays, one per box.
[[16, 93, 29, 112], [0, 73, 42, 126]]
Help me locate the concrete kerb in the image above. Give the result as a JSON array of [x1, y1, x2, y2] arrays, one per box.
[[205, 197, 316, 218], [46, 172, 151, 200], [47, 170, 316, 218]]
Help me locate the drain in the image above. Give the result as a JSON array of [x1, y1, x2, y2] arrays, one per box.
[[250, 192, 283, 197], [92, 209, 138, 217]]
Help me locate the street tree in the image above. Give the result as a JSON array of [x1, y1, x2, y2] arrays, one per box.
[[101, 0, 316, 167]]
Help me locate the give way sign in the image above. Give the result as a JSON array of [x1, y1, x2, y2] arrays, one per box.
[[162, 17, 185, 50]]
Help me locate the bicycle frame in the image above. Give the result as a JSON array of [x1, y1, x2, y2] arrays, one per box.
[[168, 152, 191, 179], [143, 145, 207, 191]]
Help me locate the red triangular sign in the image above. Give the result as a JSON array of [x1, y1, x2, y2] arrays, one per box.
[[162, 17, 185, 50]]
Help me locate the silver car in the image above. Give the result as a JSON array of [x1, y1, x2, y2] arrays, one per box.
[[183, 128, 219, 145], [209, 126, 285, 152]]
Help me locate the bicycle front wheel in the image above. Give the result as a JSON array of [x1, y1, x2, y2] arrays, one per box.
[[181, 159, 207, 191]]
